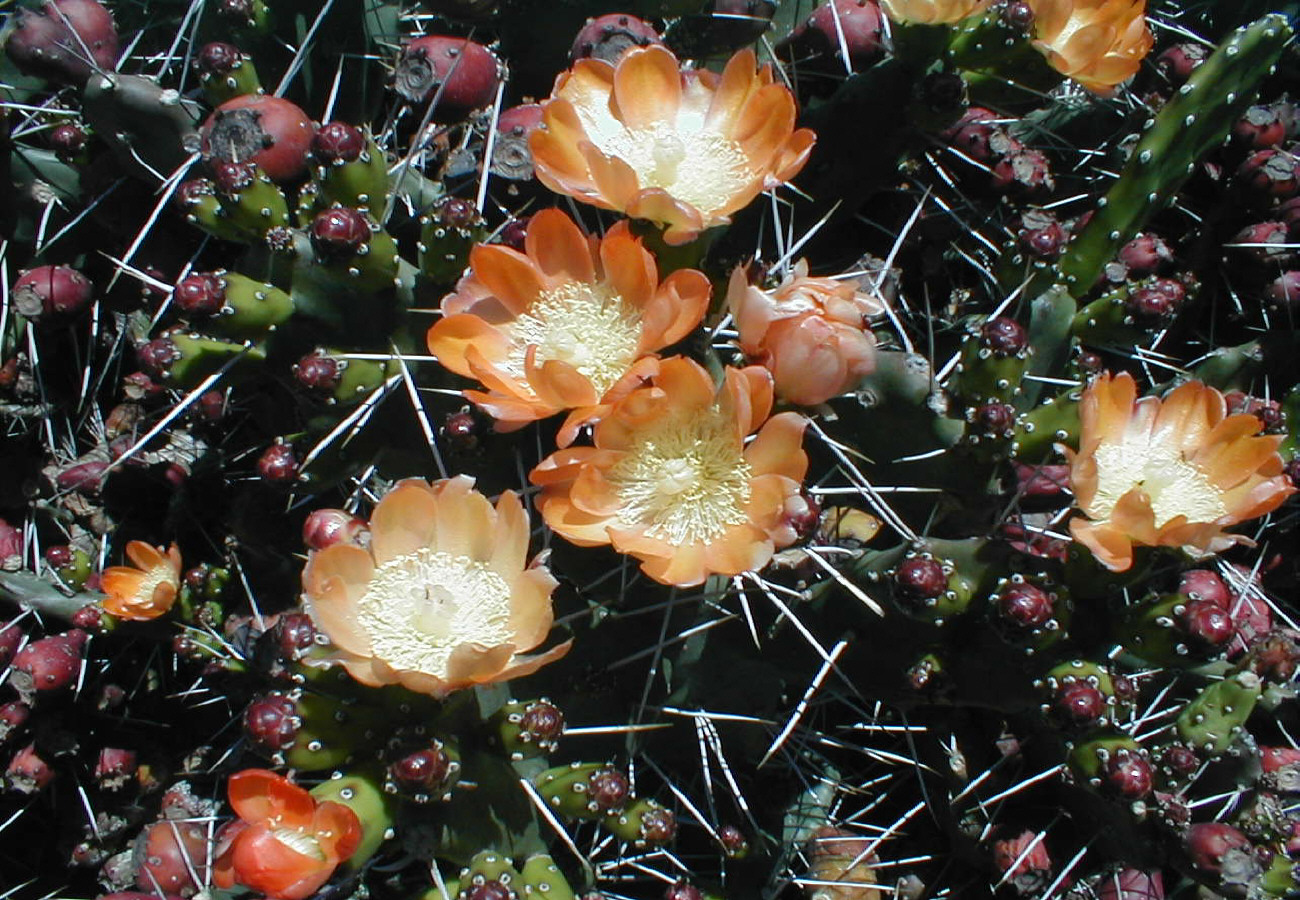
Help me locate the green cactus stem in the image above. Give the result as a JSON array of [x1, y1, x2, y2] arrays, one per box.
[[1175, 671, 1262, 756], [81, 73, 202, 183], [1057, 15, 1293, 297], [310, 771, 395, 869]]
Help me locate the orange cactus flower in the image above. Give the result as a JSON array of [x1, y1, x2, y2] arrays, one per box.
[[100, 541, 182, 621], [727, 261, 881, 406], [1064, 372, 1295, 572], [880, 0, 992, 24], [214, 769, 362, 900], [530, 357, 811, 587], [1025, 0, 1153, 94], [427, 208, 710, 444], [530, 45, 816, 245], [302, 477, 569, 697]]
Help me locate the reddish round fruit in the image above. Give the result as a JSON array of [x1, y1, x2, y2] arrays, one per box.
[[998, 582, 1053, 629], [243, 694, 299, 750], [137, 337, 181, 378], [49, 123, 87, 157], [781, 0, 884, 70], [12, 630, 87, 694], [442, 410, 480, 452], [271, 613, 317, 660], [1177, 569, 1230, 607], [1267, 270, 1300, 309], [302, 508, 369, 550], [1155, 42, 1208, 85], [992, 148, 1054, 197], [587, 767, 631, 811], [1185, 822, 1254, 876], [0, 701, 31, 742], [310, 207, 372, 260], [44, 544, 74, 568], [979, 316, 1027, 355], [992, 830, 1052, 892], [491, 103, 544, 180], [1233, 103, 1288, 149], [1179, 600, 1235, 648], [895, 557, 948, 601], [200, 94, 315, 183], [56, 461, 108, 494], [194, 41, 243, 77], [311, 122, 366, 164], [719, 824, 749, 857], [257, 443, 299, 483], [570, 13, 663, 63], [639, 806, 677, 843], [71, 604, 104, 630], [1055, 681, 1106, 725], [1126, 278, 1185, 321], [943, 107, 1004, 162], [209, 159, 259, 195], [173, 273, 226, 317], [6, 742, 54, 793], [135, 819, 211, 894], [1118, 233, 1173, 275], [1104, 752, 1153, 800], [1159, 744, 1199, 777], [520, 700, 565, 744], [5, 0, 119, 85], [391, 744, 453, 792], [0, 621, 24, 669], [1237, 149, 1299, 200], [1018, 212, 1066, 259], [972, 402, 1016, 436], [94, 747, 138, 790], [12, 265, 94, 319], [293, 350, 343, 394], [395, 36, 502, 121]]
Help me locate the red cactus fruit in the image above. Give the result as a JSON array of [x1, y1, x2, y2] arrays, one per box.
[[1178, 599, 1235, 648], [293, 350, 343, 394], [134, 819, 211, 896], [570, 13, 663, 64], [992, 830, 1052, 893], [1267, 270, 1300, 309], [663, 883, 703, 900], [302, 508, 369, 551], [491, 103, 544, 180], [173, 273, 226, 318], [639, 807, 678, 843], [1158, 743, 1199, 778], [243, 693, 300, 750], [56, 461, 109, 493], [943, 107, 1005, 163], [1104, 751, 1153, 800], [1154, 42, 1208, 85], [587, 767, 631, 812], [980, 316, 1027, 355], [780, 0, 884, 70], [6, 742, 54, 793], [895, 557, 948, 601], [1126, 278, 1185, 322], [94, 747, 138, 790], [442, 409, 481, 452], [1177, 569, 1231, 607], [1234, 103, 1290, 149], [270, 613, 317, 660], [0, 620, 24, 668], [45, 544, 74, 568], [12, 265, 94, 319], [520, 700, 565, 744], [137, 338, 181, 379], [998, 582, 1054, 629], [390, 743, 454, 793], [1096, 868, 1164, 900], [1018, 211, 1067, 259], [1118, 233, 1173, 275], [1185, 822, 1257, 880], [49, 122, 87, 157], [310, 207, 372, 260], [201, 95, 315, 183], [972, 402, 1017, 437], [5, 0, 119, 85], [1237, 149, 1300, 200], [70, 604, 104, 631], [1054, 681, 1106, 725], [394, 36, 502, 121], [719, 824, 749, 857], [194, 41, 243, 78], [256, 442, 299, 483], [311, 122, 367, 165], [0, 701, 32, 743], [992, 148, 1055, 197], [11, 629, 88, 694], [1260, 746, 1300, 792]]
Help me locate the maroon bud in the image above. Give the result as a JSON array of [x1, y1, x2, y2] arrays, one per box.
[[70, 604, 104, 631], [1118, 233, 1173, 275], [56, 461, 109, 493], [1155, 42, 1208, 85], [197, 389, 227, 423], [1018, 213, 1067, 260], [663, 883, 703, 900], [173, 273, 226, 317], [1105, 751, 1153, 800], [201, 94, 315, 183], [302, 508, 369, 550], [943, 107, 1004, 163], [94, 747, 137, 790], [216, 0, 255, 22], [998, 582, 1054, 629], [312, 122, 366, 165], [6, 743, 54, 794], [1126, 277, 1185, 321], [1158, 744, 1199, 777], [12, 265, 94, 319], [44, 544, 73, 568], [1232, 221, 1292, 265], [992, 830, 1052, 893], [1000, 0, 1034, 30], [293, 351, 342, 393], [520, 700, 565, 745], [1237, 149, 1299, 200], [210, 159, 258, 195], [12, 630, 87, 694], [779, 0, 884, 71], [1186, 822, 1255, 877], [311, 207, 372, 260], [1286, 457, 1300, 489], [588, 767, 631, 812], [5, 0, 119, 85], [137, 337, 181, 377], [1055, 681, 1105, 725], [442, 410, 480, 452], [194, 41, 243, 77], [390, 744, 454, 793], [243, 694, 300, 750], [1097, 869, 1164, 900], [0, 621, 23, 669], [271, 613, 317, 660], [972, 402, 1016, 436], [991, 149, 1054, 197], [570, 14, 663, 64], [464, 883, 512, 900], [1013, 462, 1070, 498], [1179, 599, 1235, 648], [1234, 104, 1288, 149], [49, 123, 87, 157], [257, 443, 298, 483], [136, 820, 210, 894], [895, 557, 948, 601], [491, 104, 544, 180], [1178, 569, 1231, 607], [639, 807, 678, 843], [432, 196, 481, 231], [719, 824, 748, 857], [980, 317, 1027, 355], [1267, 270, 1300, 309], [395, 36, 503, 122], [499, 216, 529, 251], [0, 701, 31, 742]]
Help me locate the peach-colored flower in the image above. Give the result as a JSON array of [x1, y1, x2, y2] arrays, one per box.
[[427, 208, 709, 444], [880, 0, 992, 25], [302, 477, 569, 697], [214, 769, 362, 900], [727, 261, 881, 406], [530, 45, 816, 245], [1064, 372, 1295, 572], [530, 357, 811, 587], [1025, 0, 1153, 94], [100, 541, 182, 621]]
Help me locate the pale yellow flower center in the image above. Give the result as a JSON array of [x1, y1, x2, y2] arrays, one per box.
[[355, 549, 513, 678], [507, 282, 641, 397], [271, 827, 325, 860], [594, 123, 752, 218], [1090, 442, 1228, 528], [133, 565, 175, 606], [607, 406, 753, 544]]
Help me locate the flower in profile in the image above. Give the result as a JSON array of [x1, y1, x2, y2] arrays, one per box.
[[530, 357, 811, 587], [727, 261, 882, 406], [1064, 372, 1295, 572], [530, 45, 816, 245], [302, 477, 568, 696], [100, 541, 182, 621], [1024, 0, 1154, 94], [880, 0, 992, 25], [214, 769, 362, 900], [427, 208, 710, 444]]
